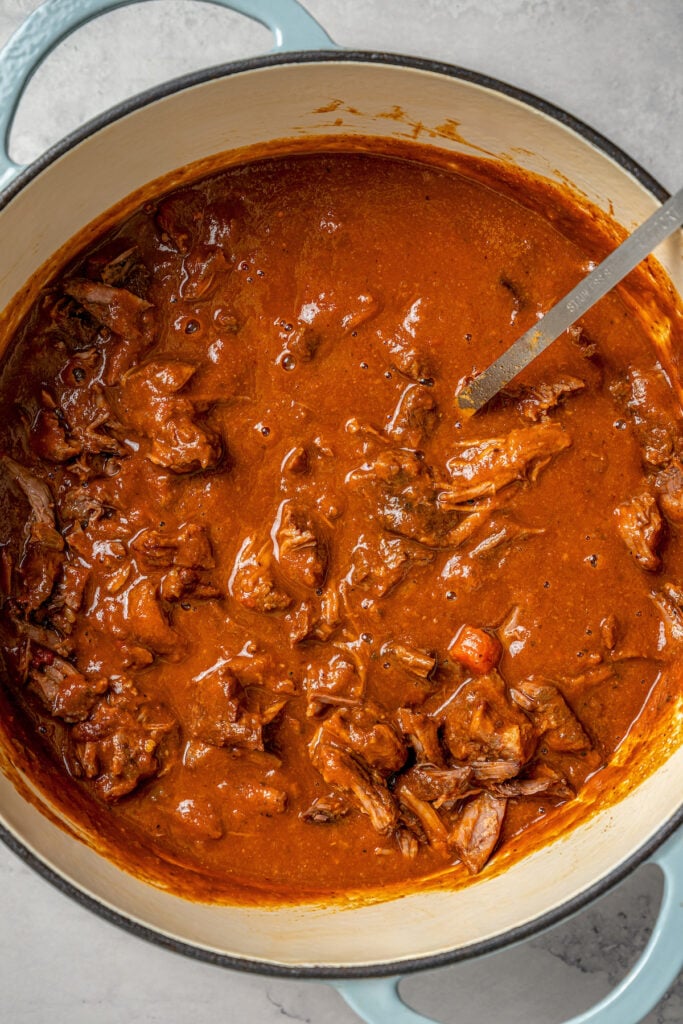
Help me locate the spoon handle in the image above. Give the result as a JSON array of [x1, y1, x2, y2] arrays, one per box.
[[456, 185, 683, 414]]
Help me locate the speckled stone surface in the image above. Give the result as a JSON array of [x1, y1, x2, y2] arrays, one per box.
[[0, 2, 681, 1022]]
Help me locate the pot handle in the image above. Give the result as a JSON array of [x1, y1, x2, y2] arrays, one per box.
[[0, 0, 337, 188], [334, 827, 683, 1024]]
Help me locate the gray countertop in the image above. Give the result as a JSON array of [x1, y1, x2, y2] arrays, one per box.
[[0, 1, 681, 1022]]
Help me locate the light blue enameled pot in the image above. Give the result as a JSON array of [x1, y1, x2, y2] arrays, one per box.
[[0, 3, 681, 1022]]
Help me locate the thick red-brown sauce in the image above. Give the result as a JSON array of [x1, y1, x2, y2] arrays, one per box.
[[1, 151, 682, 901]]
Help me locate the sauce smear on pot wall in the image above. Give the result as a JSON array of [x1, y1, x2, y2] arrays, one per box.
[[0, 150, 681, 902]]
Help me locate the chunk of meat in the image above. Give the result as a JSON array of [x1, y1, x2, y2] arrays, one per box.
[[46, 295, 103, 351], [395, 828, 420, 859], [188, 666, 265, 750], [448, 793, 507, 874], [315, 586, 343, 640], [318, 705, 408, 775], [482, 760, 570, 797], [650, 582, 683, 643], [284, 324, 322, 363], [65, 279, 153, 339], [228, 650, 296, 695], [399, 763, 475, 807], [284, 600, 314, 644], [466, 515, 544, 560], [126, 579, 180, 656], [65, 516, 126, 566], [172, 797, 223, 840], [158, 568, 221, 602], [382, 641, 436, 679], [230, 537, 291, 612], [62, 384, 123, 458], [308, 741, 398, 835], [441, 514, 545, 592], [288, 602, 315, 643], [396, 708, 447, 766], [600, 614, 619, 652], [503, 376, 585, 421], [148, 423, 220, 476], [438, 672, 536, 771], [281, 445, 309, 476], [1, 457, 55, 529], [395, 782, 449, 851], [308, 705, 407, 835], [348, 534, 434, 597], [29, 651, 108, 722], [277, 290, 377, 367], [31, 406, 82, 462], [7, 620, 71, 660], [0, 457, 64, 610], [233, 781, 288, 817], [468, 759, 524, 783], [274, 503, 328, 590], [94, 245, 150, 297], [443, 423, 571, 504], [350, 449, 460, 548], [180, 246, 230, 300], [386, 385, 438, 448], [17, 522, 65, 613], [58, 345, 101, 383], [625, 367, 683, 468], [113, 360, 222, 474], [131, 523, 215, 570], [286, 591, 342, 646], [43, 561, 89, 635], [569, 326, 599, 359], [59, 486, 113, 526], [656, 460, 683, 523], [378, 298, 432, 380], [509, 678, 591, 752], [614, 493, 663, 571], [345, 416, 386, 443], [341, 293, 382, 333], [449, 625, 502, 675], [130, 523, 219, 602], [304, 652, 364, 715], [70, 677, 176, 801], [300, 791, 351, 824], [154, 189, 240, 253], [155, 190, 204, 253], [489, 762, 573, 800]]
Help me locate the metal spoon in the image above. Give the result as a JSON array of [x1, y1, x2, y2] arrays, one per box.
[[455, 185, 683, 415]]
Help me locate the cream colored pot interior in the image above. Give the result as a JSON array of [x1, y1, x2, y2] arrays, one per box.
[[1, 60, 682, 969]]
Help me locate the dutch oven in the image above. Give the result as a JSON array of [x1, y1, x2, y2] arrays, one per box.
[[0, 2, 681, 1022]]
